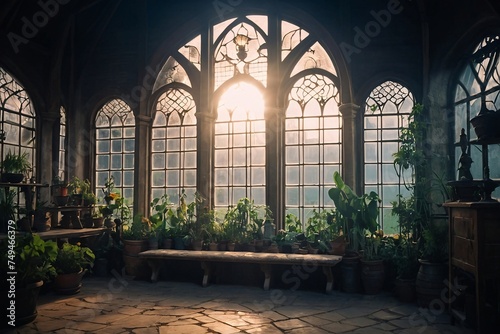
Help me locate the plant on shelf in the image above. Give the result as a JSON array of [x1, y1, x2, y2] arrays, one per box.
[[67, 176, 92, 205], [0, 233, 58, 325], [0, 150, 32, 182], [223, 197, 265, 249], [305, 209, 336, 254], [202, 208, 221, 250]]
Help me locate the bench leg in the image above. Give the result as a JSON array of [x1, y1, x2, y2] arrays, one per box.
[[323, 266, 333, 293], [260, 264, 272, 290], [201, 261, 212, 287], [147, 260, 161, 282]]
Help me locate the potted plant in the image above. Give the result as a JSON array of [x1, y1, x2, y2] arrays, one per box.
[[0, 150, 32, 183], [360, 230, 386, 294], [416, 220, 449, 307], [121, 213, 151, 277], [67, 176, 91, 205], [203, 209, 221, 251], [53, 242, 95, 294], [328, 171, 381, 293], [1, 233, 58, 327]]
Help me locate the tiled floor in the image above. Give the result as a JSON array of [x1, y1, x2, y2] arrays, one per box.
[[6, 273, 477, 334]]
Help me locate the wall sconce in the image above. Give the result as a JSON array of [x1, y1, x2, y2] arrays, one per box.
[[233, 24, 250, 61]]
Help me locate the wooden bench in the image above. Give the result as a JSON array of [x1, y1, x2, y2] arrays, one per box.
[[138, 249, 342, 293]]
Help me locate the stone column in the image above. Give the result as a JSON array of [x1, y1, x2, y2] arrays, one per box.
[[38, 111, 59, 204], [339, 103, 360, 193], [134, 114, 152, 216]]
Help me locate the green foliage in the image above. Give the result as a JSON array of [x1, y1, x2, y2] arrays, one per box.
[[328, 171, 381, 253], [223, 197, 268, 243], [392, 103, 425, 187], [122, 213, 152, 240], [0, 189, 16, 223], [1, 234, 58, 287], [420, 222, 448, 263], [67, 176, 91, 195], [0, 150, 32, 174], [54, 242, 95, 274], [149, 193, 173, 239]]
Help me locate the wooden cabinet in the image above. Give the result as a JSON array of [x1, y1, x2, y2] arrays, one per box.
[[444, 201, 500, 333]]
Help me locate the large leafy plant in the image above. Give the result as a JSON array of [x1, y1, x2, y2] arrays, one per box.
[[0, 234, 58, 288], [328, 171, 380, 254], [54, 242, 95, 274]]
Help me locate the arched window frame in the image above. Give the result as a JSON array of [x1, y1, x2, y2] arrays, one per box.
[[94, 99, 135, 205]]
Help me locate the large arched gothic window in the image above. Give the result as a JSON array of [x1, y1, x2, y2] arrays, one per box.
[[454, 35, 500, 198], [152, 14, 341, 225], [364, 81, 414, 233], [0, 67, 36, 176], [151, 84, 197, 204], [95, 99, 135, 204]]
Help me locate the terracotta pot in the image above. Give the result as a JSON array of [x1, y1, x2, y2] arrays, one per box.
[[54, 269, 86, 295], [416, 259, 447, 308], [394, 278, 416, 303], [123, 239, 148, 256], [361, 259, 386, 294], [208, 242, 218, 251]]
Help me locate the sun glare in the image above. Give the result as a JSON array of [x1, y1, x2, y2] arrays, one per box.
[[218, 82, 265, 121]]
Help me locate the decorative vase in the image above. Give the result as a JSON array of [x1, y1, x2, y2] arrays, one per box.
[[54, 269, 86, 295], [361, 259, 386, 294]]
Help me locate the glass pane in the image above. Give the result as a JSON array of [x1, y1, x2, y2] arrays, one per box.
[[304, 146, 319, 163], [215, 150, 228, 167], [167, 153, 179, 168], [152, 171, 165, 186], [251, 167, 265, 185], [286, 187, 299, 206], [286, 146, 299, 163], [152, 154, 165, 169], [97, 141, 110, 153], [184, 170, 196, 186], [304, 187, 319, 205], [124, 171, 134, 186], [286, 166, 299, 185], [167, 170, 179, 186], [152, 140, 165, 152], [215, 169, 228, 186], [304, 165, 318, 184], [111, 155, 122, 169], [185, 152, 196, 168], [111, 140, 122, 153], [97, 156, 109, 170], [124, 154, 134, 169], [233, 168, 246, 185]]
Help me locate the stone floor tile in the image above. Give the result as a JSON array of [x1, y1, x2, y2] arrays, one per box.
[[274, 318, 310, 330], [208, 313, 250, 327], [274, 305, 325, 318], [202, 321, 241, 333], [370, 309, 404, 321], [341, 316, 379, 327], [301, 314, 333, 326], [159, 324, 209, 334], [285, 327, 332, 334], [320, 322, 359, 333], [335, 306, 375, 319], [132, 327, 161, 334], [315, 311, 346, 322]]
